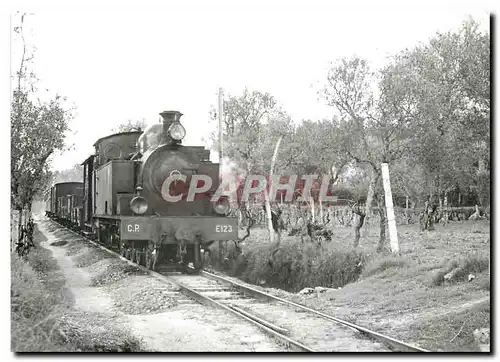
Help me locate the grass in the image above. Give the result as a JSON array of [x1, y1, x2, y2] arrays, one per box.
[[408, 301, 490, 352], [56, 311, 145, 352], [11, 227, 73, 352], [208, 219, 490, 351], [431, 253, 490, 287], [361, 255, 410, 278]]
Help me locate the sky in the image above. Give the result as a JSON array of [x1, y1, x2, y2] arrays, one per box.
[[9, 0, 491, 171]]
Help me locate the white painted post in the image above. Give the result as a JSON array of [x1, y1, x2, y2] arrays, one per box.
[[319, 199, 323, 225], [381, 163, 399, 253], [310, 197, 315, 223], [265, 136, 283, 244]]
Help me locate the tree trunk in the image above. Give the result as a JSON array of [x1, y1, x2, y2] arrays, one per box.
[[420, 201, 429, 230], [328, 206, 333, 228], [319, 199, 323, 225], [353, 209, 366, 248], [16, 206, 23, 248], [468, 204, 482, 221], [443, 195, 448, 226], [362, 170, 377, 241], [429, 177, 436, 205], [439, 197, 443, 224], [376, 194, 386, 252], [405, 195, 409, 224], [364, 174, 375, 224]]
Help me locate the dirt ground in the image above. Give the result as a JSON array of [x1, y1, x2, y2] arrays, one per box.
[[34, 218, 489, 352], [38, 221, 288, 352], [216, 220, 491, 352]]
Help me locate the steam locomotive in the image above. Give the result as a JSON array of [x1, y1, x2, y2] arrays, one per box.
[[45, 110, 238, 272]]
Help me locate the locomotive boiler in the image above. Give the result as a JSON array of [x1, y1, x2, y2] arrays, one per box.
[[81, 110, 238, 272]]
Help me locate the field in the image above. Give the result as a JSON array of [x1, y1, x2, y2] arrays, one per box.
[[207, 219, 490, 351]]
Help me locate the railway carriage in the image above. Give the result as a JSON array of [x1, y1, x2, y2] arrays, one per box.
[[45, 182, 84, 227]]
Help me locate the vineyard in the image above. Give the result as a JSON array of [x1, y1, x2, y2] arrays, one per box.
[[233, 204, 490, 230]]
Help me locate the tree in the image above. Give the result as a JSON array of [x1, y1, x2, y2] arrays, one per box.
[[320, 56, 416, 250], [209, 88, 297, 245], [111, 118, 147, 133], [210, 88, 290, 174], [50, 164, 84, 184], [388, 18, 490, 208], [284, 118, 349, 179], [11, 13, 74, 229], [319, 18, 490, 243]]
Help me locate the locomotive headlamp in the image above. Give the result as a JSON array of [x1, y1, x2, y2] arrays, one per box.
[[212, 196, 231, 215], [130, 196, 148, 215], [168, 122, 186, 141]]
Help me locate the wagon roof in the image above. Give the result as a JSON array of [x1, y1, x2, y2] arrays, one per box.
[[53, 182, 84, 186], [81, 155, 94, 165], [93, 131, 143, 147]]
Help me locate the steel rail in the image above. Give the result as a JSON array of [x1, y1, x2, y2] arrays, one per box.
[[46, 219, 426, 352], [200, 270, 428, 352], [47, 219, 314, 352]]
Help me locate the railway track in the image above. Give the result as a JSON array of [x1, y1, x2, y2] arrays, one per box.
[[46, 218, 428, 352]]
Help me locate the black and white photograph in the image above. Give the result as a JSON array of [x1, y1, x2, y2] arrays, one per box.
[[7, 0, 492, 354]]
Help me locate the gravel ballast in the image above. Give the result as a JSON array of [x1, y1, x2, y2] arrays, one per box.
[[88, 259, 146, 287], [72, 247, 115, 267], [106, 276, 179, 315], [38, 221, 290, 352]]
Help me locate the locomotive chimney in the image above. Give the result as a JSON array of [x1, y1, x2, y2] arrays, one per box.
[[160, 111, 183, 132]]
